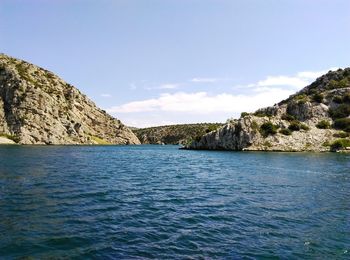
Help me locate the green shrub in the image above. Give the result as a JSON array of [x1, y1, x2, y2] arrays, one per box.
[[333, 118, 350, 132], [279, 128, 292, 136], [260, 122, 279, 137], [288, 120, 301, 131], [205, 124, 220, 133], [329, 104, 350, 119], [251, 121, 259, 131], [90, 136, 110, 145], [195, 135, 202, 142], [300, 124, 310, 131], [312, 93, 324, 103], [343, 93, 350, 103], [333, 132, 349, 138], [263, 141, 272, 147], [281, 113, 295, 121], [322, 141, 331, 147], [330, 138, 350, 151], [316, 120, 331, 129], [0, 133, 20, 143], [333, 96, 343, 104], [254, 111, 269, 117], [241, 112, 250, 118], [328, 78, 349, 89]]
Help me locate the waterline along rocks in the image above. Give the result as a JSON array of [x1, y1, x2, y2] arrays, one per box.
[[0, 54, 140, 145], [185, 68, 350, 152]]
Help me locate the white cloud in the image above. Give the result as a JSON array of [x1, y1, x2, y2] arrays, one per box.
[[158, 83, 180, 89], [297, 68, 338, 79], [256, 76, 308, 88], [144, 83, 181, 90], [191, 77, 221, 83], [101, 93, 112, 98], [250, 68, 339, 90], [107, 88, 293, 115], [109, 67, 338, 127]]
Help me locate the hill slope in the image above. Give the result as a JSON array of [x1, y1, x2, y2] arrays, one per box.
[[0, 54, 140, 145], [185, 68, 350, 152], [133, 123, 223, 145]]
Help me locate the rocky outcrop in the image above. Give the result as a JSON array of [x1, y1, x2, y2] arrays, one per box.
[[133, 123, 223, 145], [185, 68, 350, 152], [0, 136, 16, 144], [0, 54, 140, 145]]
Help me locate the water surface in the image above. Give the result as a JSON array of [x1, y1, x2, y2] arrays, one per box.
[[0, 145, 349, 258]]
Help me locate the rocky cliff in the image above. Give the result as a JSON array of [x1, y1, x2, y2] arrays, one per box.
[[0, 54, 140, 145], [133, 123, 223, 145], [185, 68, 350, 152]]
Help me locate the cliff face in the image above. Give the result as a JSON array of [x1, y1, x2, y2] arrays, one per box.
[[0, 54, 140, 145], [133, 123, 223, 145], [186, 69, 350, 152]]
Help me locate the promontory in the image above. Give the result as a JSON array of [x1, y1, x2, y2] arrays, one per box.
[[0, 54, 140, 145]]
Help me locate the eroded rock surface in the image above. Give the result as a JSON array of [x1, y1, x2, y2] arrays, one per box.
[[0, 54, 140, 145]]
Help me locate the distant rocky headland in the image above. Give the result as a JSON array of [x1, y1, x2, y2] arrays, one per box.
[[0, 54, 140, 145], [184, 69, 350, 152], [132, 123, 223, 145]]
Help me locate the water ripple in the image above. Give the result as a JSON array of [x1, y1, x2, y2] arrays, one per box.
[[0, 145, 349, 259]]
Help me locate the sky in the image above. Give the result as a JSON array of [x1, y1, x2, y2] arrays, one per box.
[[1, 0, 350, 127]]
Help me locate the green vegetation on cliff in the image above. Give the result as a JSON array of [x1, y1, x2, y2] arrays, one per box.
[[133, 123, 223, 145]]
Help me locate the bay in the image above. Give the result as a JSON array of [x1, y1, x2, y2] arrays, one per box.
[[0, 145, 349, 259]]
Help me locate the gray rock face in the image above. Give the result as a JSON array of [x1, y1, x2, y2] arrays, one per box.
[[0, 54, 140, 145], [185, 69, 350, 152]]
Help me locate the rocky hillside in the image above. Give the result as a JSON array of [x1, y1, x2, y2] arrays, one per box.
[[0, 54, 140, 145], [185, 68, 350, 152], [133, 123, 223, 145]]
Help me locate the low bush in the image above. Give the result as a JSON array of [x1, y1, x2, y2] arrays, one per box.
[[205, 125, 220, 133], [241, 112, 250, 118], [260, 122, 279, 137], [316, 120, 331, 129], [300, 124, 310, 131], [329, 104, 350, 119], [312, 93, 324, 103], [333, 96, 343, 104], [0, 133, 20, 143], [328, 78, 349, 89], [288, 120, 301, 131], [251, 121, 259, 131], [286, 120, 310, 132], [344, 93, 350, 103], [279, 128, 292, 136], [333, 132, 349, 138], [254, 111, 269, 117], [333, 118, 350, 132], [330, 138, 350, 151], [281, 113, 295, 121]]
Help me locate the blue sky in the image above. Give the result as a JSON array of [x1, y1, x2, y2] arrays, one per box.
[[1, 0, 350, 127]]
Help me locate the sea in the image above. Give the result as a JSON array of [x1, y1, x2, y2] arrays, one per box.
[[0, 145, 349, 259]]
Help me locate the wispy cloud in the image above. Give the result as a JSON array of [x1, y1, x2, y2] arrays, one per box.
[[107, 88, 293, 114], [248, 68, 339, 90], [101, 93, 112, 98], [144, 83, 181, 90], [191, 77, 223, 83], [158, 83, 180, 89]]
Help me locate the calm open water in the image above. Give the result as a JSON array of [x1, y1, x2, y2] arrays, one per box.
[[0, 145, 349, 259]]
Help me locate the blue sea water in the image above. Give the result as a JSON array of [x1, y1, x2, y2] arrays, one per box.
[[0, 145, 349, 259]]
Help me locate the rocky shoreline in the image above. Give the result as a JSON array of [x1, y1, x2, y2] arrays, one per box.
[[184, 69, 350, 152]]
